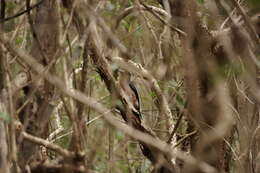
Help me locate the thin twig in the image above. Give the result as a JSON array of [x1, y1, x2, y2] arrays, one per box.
[[173, 130, 197, 148], [140, 2, 186, 36], [0, 0, 5, 22], [167, 112, 184, 144], [0, 0, 44, 23], [21, 131, 72, 157], [116, 4, 168, 28], [230, 0, 259, 44], [26, 0, 48, 64]]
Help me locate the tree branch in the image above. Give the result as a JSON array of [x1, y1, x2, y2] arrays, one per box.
[[0, 0, 45, 23], [0, 34, 218, 173], [21, 131, 72, 157]]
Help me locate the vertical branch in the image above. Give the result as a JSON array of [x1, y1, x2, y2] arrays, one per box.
[[0, 0, 5, 88], [0, 9, 10, 171], [108, 128, 114, 173], [0, 122, 9, 173], [170, 0, 235, 172], [0, 2, 11, 173], [18, 0, 60, 169]]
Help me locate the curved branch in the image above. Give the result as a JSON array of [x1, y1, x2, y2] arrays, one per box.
[[116, 4, 169, 28], [116, 3, 186, 36], [21, 131, 72, 157]]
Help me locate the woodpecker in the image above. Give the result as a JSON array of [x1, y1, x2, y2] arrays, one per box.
[[116, 71, 142, 123]]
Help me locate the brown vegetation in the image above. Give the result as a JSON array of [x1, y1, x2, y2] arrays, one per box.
[[0, 0, 259, 173]]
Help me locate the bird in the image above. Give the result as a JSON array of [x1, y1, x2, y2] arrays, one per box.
[[115, 70, 142, 123]]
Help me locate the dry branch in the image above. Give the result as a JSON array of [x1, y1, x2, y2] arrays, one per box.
[[0, 33, 218, 173], [21, 131, 72, 157]]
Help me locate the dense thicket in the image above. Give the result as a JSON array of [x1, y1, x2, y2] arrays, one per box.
[[0, 0, 259, 173]]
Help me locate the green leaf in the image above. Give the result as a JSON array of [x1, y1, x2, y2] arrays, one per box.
[[197, 0, 204, 4], [176, 93, 185, 106], [15, 37, 23, 45], [150, 91, 156, 99], [121, 20, 130, 31], [115, 100, 123, 107], [0, 112, 10, 123], [6, 2, 16, 10], [93, 74, 101, 81]]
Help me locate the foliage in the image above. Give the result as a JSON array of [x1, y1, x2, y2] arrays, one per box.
[[0, 0, 259, 173]]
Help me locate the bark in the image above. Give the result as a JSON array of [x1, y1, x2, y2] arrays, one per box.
[[0, 123, 9, 173], [0, 2, 10, 172], [169, 0, 234, 172], [18, 0, 59, 170]]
